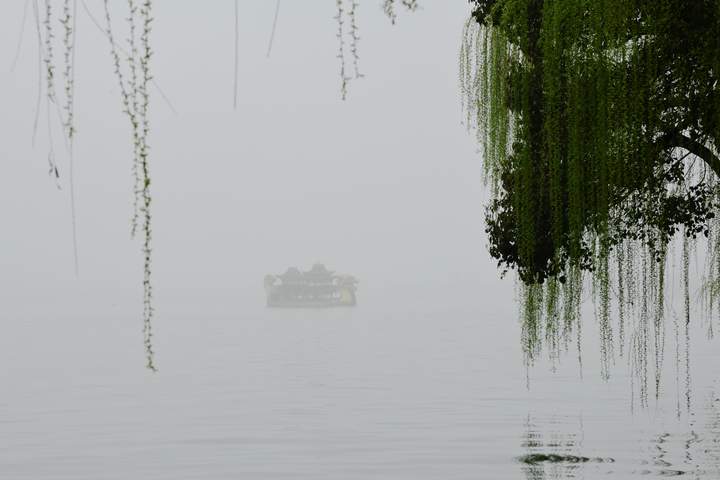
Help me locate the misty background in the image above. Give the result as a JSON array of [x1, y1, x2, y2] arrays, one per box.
[[0, 1, 507, 324], [2, 2, 719, 479]]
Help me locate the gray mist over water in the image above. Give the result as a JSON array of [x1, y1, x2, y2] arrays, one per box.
[[1, 2, 719, 479]]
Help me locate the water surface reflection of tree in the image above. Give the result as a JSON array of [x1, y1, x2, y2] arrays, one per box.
[[520, 395, 720, 480]]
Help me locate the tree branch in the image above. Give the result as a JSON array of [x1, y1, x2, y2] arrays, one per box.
[[660, 133, 720, 178]]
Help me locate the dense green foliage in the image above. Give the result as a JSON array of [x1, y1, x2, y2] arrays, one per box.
[[462, 0, 720, 399]]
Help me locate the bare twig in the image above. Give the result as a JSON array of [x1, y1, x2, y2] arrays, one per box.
[[266, 0, 281, 58], [233, 0, 239, 109], [9, 0, 31, 72]]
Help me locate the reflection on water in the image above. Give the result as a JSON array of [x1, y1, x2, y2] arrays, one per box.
[[648, 389, 720, 478], [519, 415, 613, 479], [520, 389, 720, 479]]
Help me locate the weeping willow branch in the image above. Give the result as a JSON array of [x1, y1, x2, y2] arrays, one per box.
[[40, 0, 61, 184], [683, 232, 691, 411], [333, 0, 395, 99], [60, 0, 76, 142], [103, 0, 157, 371], [383, 0, 396, 24], [61, 0, 79, 275], [27, 0, 82, 275], [383, 0, 418, 24], [139, 0, 155, 372], [31, 0, 43, 147], [335, 0, 349, 100], [43, 0, 55, 104], [80, 0, 176, 114], [334, 0, 422, 98], [660, 133, 720, 178], [127, 0, 143, 238], [348, 1, 363, 79]]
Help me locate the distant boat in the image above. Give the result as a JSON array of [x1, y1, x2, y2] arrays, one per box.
[[264, 263, 358, 307]]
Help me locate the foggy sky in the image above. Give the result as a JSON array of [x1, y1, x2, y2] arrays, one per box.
[[0, 1, 515, 323]]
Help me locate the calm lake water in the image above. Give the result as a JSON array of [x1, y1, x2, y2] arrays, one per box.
[[2, 280, 719, 479]]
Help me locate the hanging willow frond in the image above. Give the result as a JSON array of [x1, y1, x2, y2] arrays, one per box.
[[334, 0, 349, 100], [103, 0, 157, 371], [465, 0, 720, 404]]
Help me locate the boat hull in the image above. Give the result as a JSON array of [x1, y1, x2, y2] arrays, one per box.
[[266, 286, 357, 308], [266, 299, 356, 308]]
